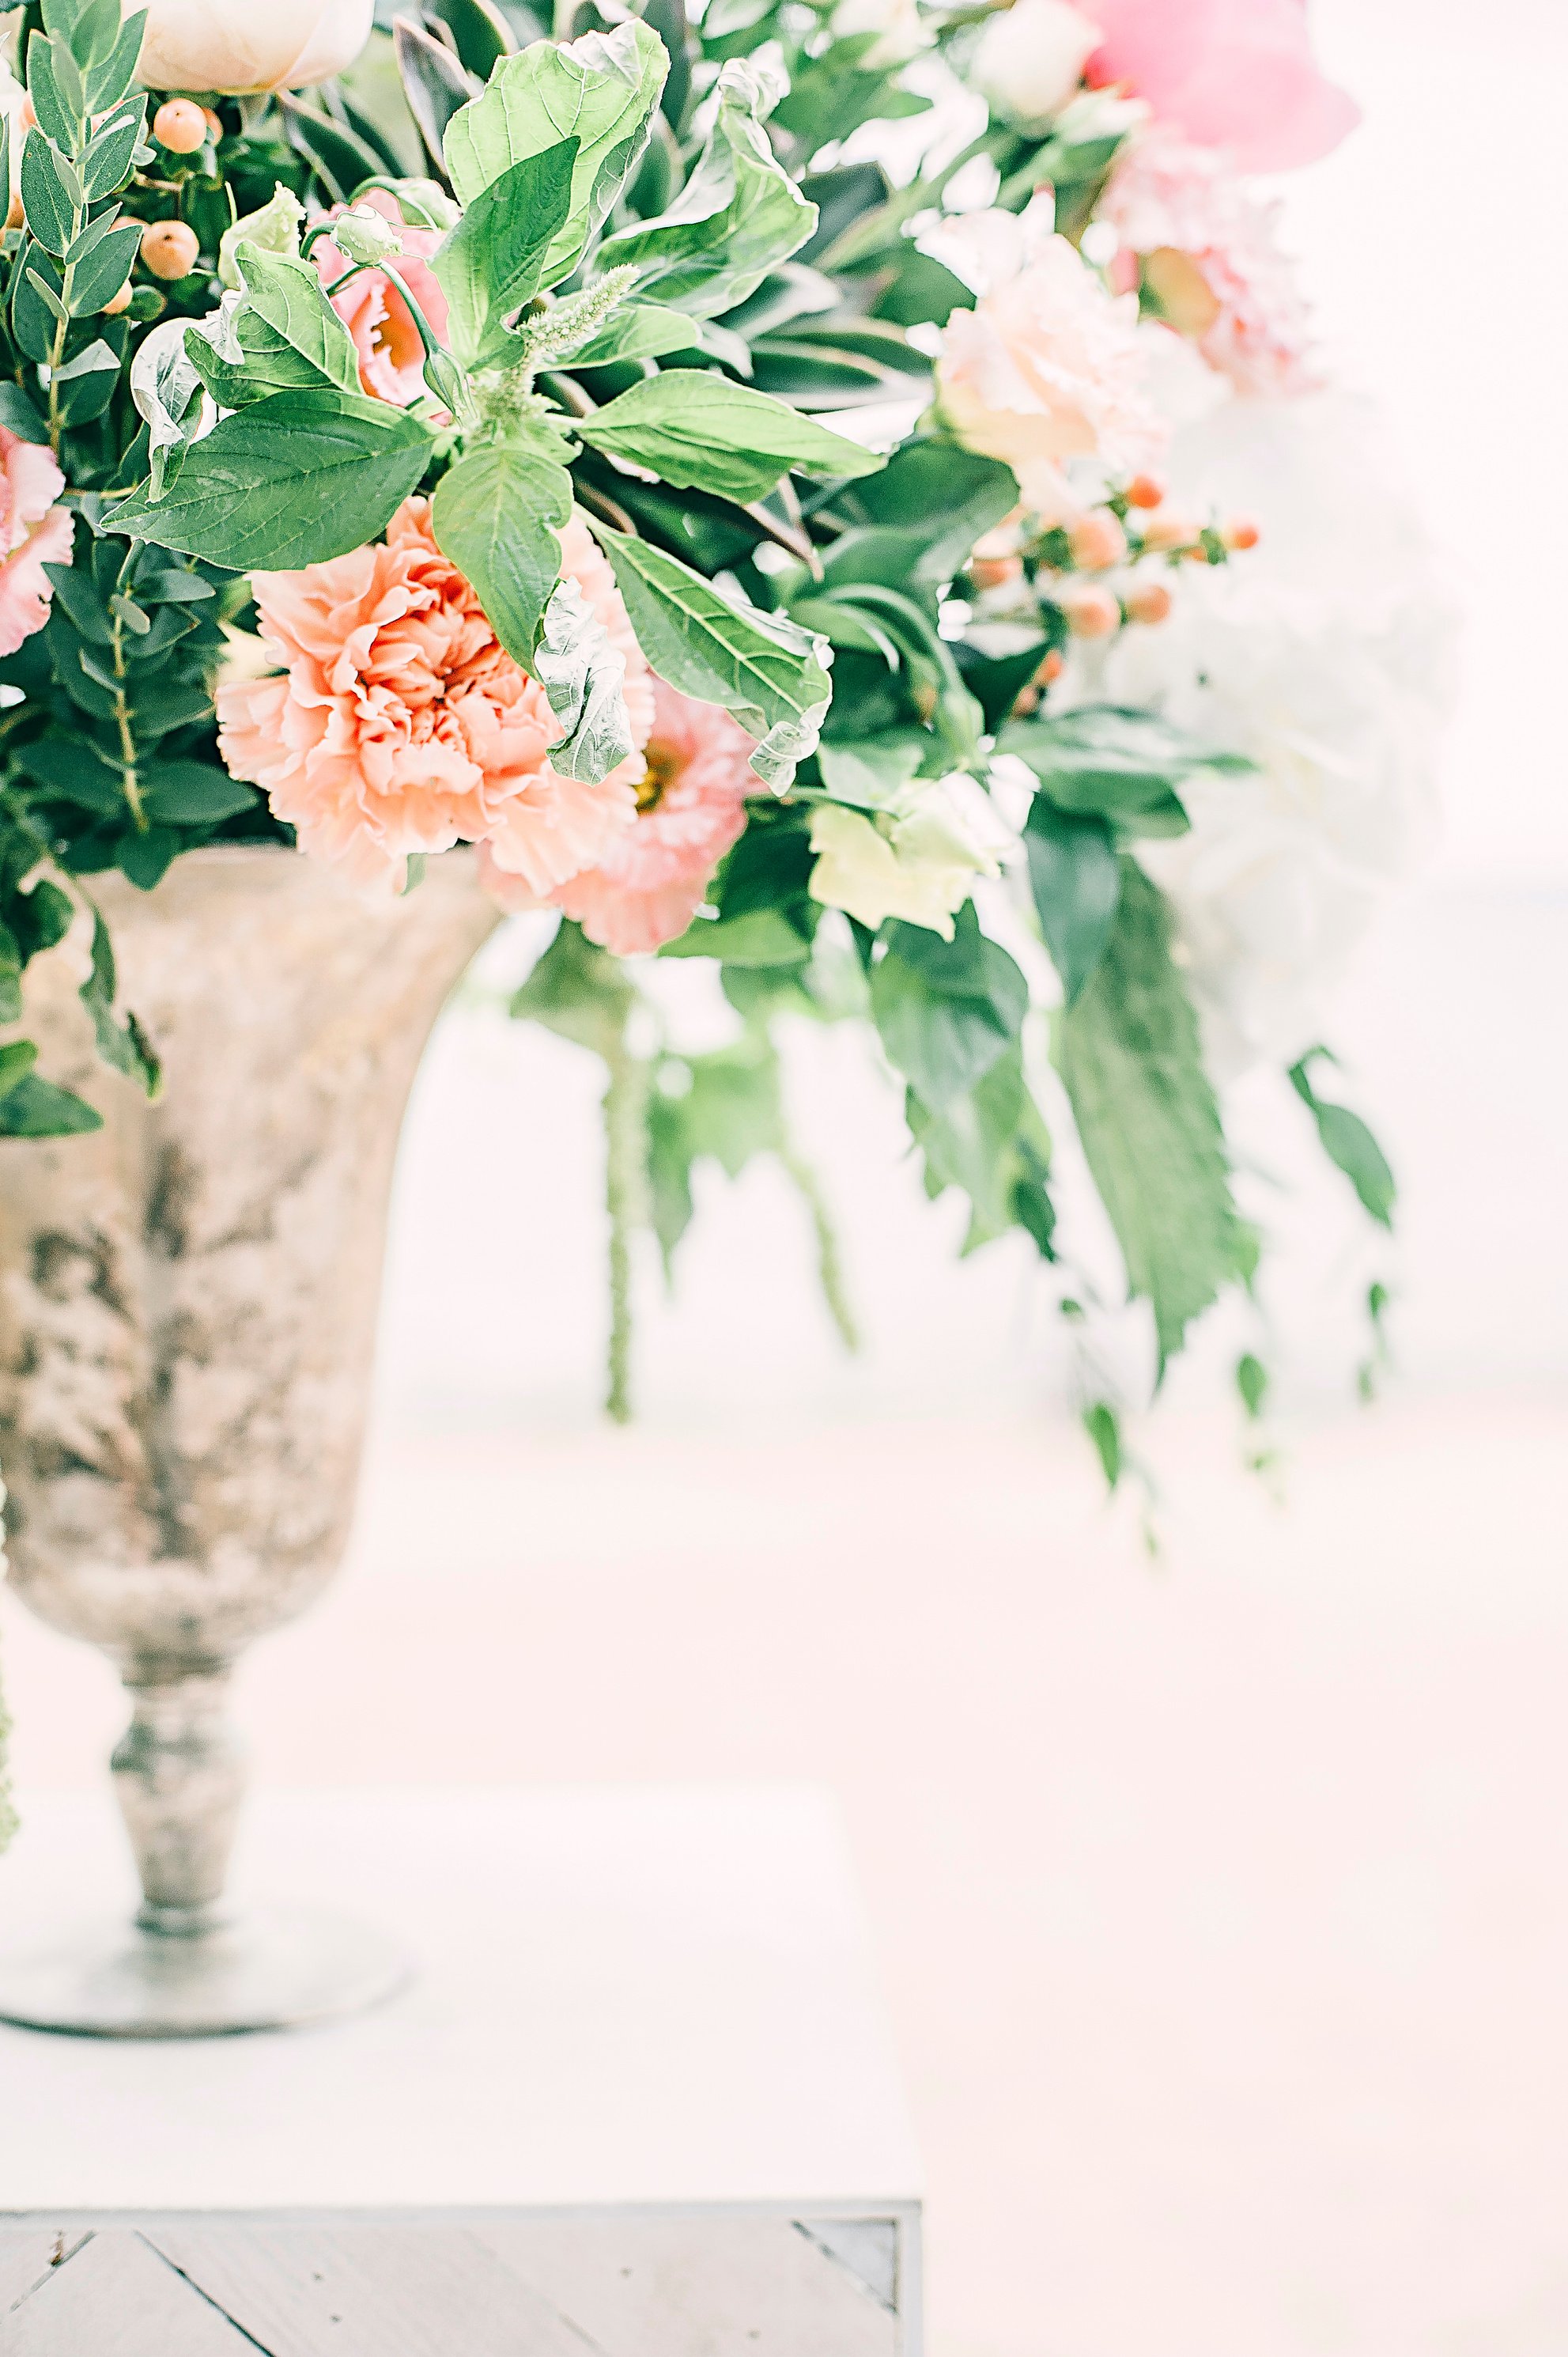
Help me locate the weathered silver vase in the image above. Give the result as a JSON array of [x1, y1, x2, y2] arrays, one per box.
[[0, 846, 496, 2036]]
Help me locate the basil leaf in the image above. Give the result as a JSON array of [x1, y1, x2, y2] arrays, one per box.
[[429, 426, 573, 666], [591, 525, 832, 788], [1022, 796, 1121, 1004], [576, 371, 881, 502], [443, 22, 667, 288], [236, 247, 361, 395], [103, 389, 432, 571], [434, 138, 579, 367], [871, 903, 1027, 1114]]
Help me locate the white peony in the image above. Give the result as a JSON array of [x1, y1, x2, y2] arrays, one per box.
[[1073, 393, 1456, 1078], [129, 0, 373, 94], [929, 201, 1166, 524], [969, 0, 1100, 127], [809, 785, 1002, 937]]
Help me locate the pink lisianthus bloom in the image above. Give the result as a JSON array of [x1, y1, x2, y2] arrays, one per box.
[[217, 502, 654, 897], [1101, 128, 1318, 397], [929, 202, 1166, 523], [1078, 0, 1358, 172], [0, 426, 74, 658], [311, 189, 449, 407], [482, 680, 755, 952]]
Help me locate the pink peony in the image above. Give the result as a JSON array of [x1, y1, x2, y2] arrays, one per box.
[[217, 503, 654, 896], [0, 426, 73, 657], [1101, 127, 1318, 396], [311, 190, 449, 407], [1078, 0, 1358, 172], [525, 679, 756, 952]]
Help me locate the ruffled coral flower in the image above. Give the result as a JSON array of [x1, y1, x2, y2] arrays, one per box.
[[0, 426, 74, 657], [310, 189, 449, 407], [216, 503, 654, 897], [482, 680, 756, 952]]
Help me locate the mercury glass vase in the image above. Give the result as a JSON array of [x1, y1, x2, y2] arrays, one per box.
[[0, 846, 496, 2037]]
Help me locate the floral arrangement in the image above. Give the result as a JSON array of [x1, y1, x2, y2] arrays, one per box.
[[0, 0, 1437, 1479]]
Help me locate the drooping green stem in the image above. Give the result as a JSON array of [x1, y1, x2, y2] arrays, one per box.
[[109, 607, 145, 831], [781, 1144, 860, 1354]]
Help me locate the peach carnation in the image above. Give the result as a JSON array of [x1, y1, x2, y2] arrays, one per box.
[[0, 426, 73, 657], [482, 680, 755, 952], [311, 190, 449, 407], [1078, 0, 1358, 173], [217, 501, 654, 896], [1100, 127, 1318, 397]]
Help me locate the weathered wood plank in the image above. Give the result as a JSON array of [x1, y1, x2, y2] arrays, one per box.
[[144, 2225, 596, 2357], [478, 2216, 899, 2357], [0, 2231, 259, 2356]]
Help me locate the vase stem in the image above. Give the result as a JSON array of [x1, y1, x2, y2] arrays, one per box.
[[111, 1663, 245, 1937]]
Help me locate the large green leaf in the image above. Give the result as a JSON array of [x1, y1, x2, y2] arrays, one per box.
[[575, 372, 880, 503], [1056, 861, 1245, 1370], [1288, 1050, 1396, 1228], [433, 137, 578, 366], [235, 248, 361, 395], [103, 389, 433, 571], [905, 1046, 1055, 1257], [443, 22, 667, 287], [871, 905, 1027, 1115], [591, 526, 831, 788], [1022, 796, 1121, 1004], [1000, 706, 1253, 839], [429, 426, 573, 667], [599, 56, 815, 318]]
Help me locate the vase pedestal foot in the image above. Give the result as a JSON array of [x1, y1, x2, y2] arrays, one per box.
[[0, 1906, 410, 2040]]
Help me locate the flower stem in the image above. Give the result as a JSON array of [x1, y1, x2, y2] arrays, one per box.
[[110, 607, 145, 831], [781, 1143, 860, 1353]]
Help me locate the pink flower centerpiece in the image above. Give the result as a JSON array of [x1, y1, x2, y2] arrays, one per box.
[[217, 503, 654, 895]]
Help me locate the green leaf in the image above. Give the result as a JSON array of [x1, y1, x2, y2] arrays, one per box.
[[392, 17, 479, 176], [65, 216, 142, 317], [1056, 861, 1245, 1371], [17, 733, 123, 812], [0, 384, 50, 444], [21, 130, 76, 257], [0, 1072, 103, 1136], [0, 1039, 37, 1100], [510, 916, 634, 1058], [1288, 1049, 1396, 1228], [590, 525, 831, 789], [531, 571, 634, 784], [841, 437, 1017, 586], [645, 1035, 785, 1273], [569, 300, 712, 366], [80, 96, 145, 202], [433, 137, 578, 366], [429, 425, 573, 667], [443, 22, 667, 287], [905, 1046, 1054, 1255], [1082, 1401, 1122, 1491], [78, 908, 159, 1096], [1000, 706, 1253, 838], [662, 906, 810, 964], [575, 372, 880, 504], [871, 904, 1027, 1114], [599, 55, 814, 319], [236, 247, 361, 395], [1022, 796, 1121, 1004], [138, 761, 259, 825], [1236, 1353, 1268, 1421], [103, 389, 433, 571]]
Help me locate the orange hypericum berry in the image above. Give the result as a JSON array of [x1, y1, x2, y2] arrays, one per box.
[[1036, 648, 1066, 685], [1124, 580, 1173, 625], [100, 281, 133, 315], [1139, 511, 1199, 553], [970, 553, 1022, 590], [202, 108, 225, 140], [1125, 473, 1166, 510], [1223, 516, 1261, 550], [140, 219, 200, 279], [153, 99, 209, 154], [1060, 585, 1120, 639], [1067, 510, 1127, 571]]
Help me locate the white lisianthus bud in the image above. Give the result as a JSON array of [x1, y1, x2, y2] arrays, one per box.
[[809, 788, 1000, 939], [969, 0, 1100, 127], [128, 0, 374, 96], [832, 0, 931, 70], [329, 206, 405, 269]]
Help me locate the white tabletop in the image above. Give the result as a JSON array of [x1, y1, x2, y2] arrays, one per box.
[[0, 1785, 922, 2216]]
